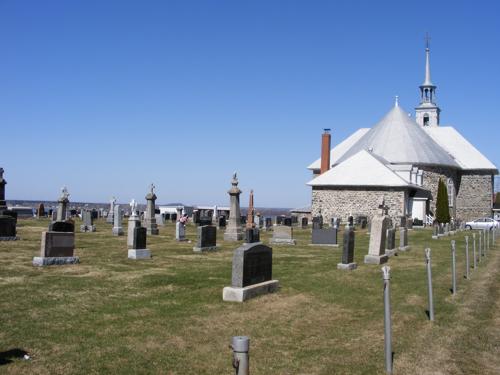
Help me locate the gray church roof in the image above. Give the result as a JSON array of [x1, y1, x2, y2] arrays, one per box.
[[335, 104, 460, 168]]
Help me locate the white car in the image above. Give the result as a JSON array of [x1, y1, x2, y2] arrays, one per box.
[[465, 218, 499, 230]]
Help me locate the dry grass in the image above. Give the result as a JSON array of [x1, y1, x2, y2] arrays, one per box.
[[0, 218, 499, 374]]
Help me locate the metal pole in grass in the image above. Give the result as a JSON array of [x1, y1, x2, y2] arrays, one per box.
[[451, 240, 457, 295], [465, 236, 470, 280], [425, 248, 434, 321], [473, 233, 477, 269], [382, 265, 393, 374], [478, 232, 482, 263], [231, 336, 249, 375]]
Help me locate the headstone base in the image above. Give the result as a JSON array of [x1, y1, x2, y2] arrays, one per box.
[[223, 280, 280, 302], [224, 231, 244, 241], [364, 254, 389, 264], [385, 249, 398, 257], [432, 235, 439, 240], [147, 228, 159, 235], [193, 246, 218, 252], [112, 227, 124, 236], [308, 243, 339, 247], [0, 236, 18, 241], [399, 246, 410, 251], [337, 262, 357, 270], [128, 249, 151, 259], [80, 225, 96, 232], [33, 256, 80, 267], [269, 239, 296, 245]]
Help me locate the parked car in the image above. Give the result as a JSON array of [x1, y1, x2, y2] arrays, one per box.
[[465, 217, 499, 230]]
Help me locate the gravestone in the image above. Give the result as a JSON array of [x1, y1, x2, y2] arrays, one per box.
[[56, 187, 70, 221], [218, 216, 227, 228], [245, 228, 260, 244], [406, 216, 413, 230], [0, 169, 17, 240], [255, 214, 261, 228], [438, 223, 444, 237], [385, 228, 397, 257], [155, 213, 165, 226], [199, 216, 212, 226], [331, 217, 340, 229], [270, 225, 296, 245], [291, 216, 298, 226], [276, 216, 285, 225], [107, 197, 116, 223], [311, 227, 338, 247], [360, 218, 368, 229], [399, 227, 409, 251], [301, 217, 308, 229], [176, 221, 186, 241], [347, 216, 354, 228], [223, 243, 279, 302], [283, 217, 292, 227], [49, 221, 74, 233], [37, 203, 46, 218], [193, 225, 218, 252], [364, 199, 390, 264], [127, 199, 141, 248], [224, 173, 244, 241], [432, 225, 439, 240], [80, 209, 96, 232], [240, 216, 247, 225], [312, 216, 323, 230], [337, 227, 357, 270], [444, 223, 450, 236], [128, 227, 151, 259], [33, 231, 79, 266], [265, 217, 272, 231], [144, 184, 159, 235], [112, 204, 124, 236], [192, 210, 200, 225]]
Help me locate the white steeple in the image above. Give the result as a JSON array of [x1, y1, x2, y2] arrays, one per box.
[[415, 34, 441, 127]]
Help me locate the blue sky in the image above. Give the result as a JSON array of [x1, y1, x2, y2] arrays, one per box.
[[1, 0, 499, 207]]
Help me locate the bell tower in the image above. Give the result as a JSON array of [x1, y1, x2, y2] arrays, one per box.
[[415, 34, 440, 127]]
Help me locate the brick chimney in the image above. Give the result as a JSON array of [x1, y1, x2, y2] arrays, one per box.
[[320, 129, 331, 174]]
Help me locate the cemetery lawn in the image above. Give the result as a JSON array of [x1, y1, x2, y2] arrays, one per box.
[[1, 220, 500, 374]]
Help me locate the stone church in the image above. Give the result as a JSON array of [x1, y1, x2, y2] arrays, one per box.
[[307, 44, 498, 224]]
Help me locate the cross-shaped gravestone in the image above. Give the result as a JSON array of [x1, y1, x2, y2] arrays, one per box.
[[150, 183, 155, 194], [61, 186, 70, 200], [378, 198, 389, 216]]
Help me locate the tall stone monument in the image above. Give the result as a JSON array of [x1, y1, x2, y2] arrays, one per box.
[[246, 190, 255, 229], [144, 184, 159, 235], [112, 204, 124, 236], [127, 199, 141, 247], [56, 187, 70, 221], [364, 199, 390, 264], [0, 168, 17, 240], [224, 173, 244, 241], [107, 197, 116, 223]]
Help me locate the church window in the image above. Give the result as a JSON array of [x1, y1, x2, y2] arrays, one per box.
[[423, 114, 430, 126]]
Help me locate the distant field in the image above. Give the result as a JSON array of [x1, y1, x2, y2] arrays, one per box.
[[0, 219, 499, 374]]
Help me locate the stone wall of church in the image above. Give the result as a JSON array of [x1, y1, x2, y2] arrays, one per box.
[[311, 187, 405, 224], [420, 166, 459, 218], [456, 172, 493, 221]]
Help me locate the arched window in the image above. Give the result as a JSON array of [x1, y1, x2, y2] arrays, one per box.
[[447, 178, 455, 208], [423, 114, 430, 126]]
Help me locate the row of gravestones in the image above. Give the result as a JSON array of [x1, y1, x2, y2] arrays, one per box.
[[432, 222, 465, 239]]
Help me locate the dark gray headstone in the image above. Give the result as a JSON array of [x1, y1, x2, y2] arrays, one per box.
[[231, 243, 273, 288], [133, 227, 147, 249], [348, 216, 354, 227], [283, 217, 292, 227], [199, 216, 212, 226], [41, 231, 75, 257], [386, 228, 396, 250], [312, 228, 338, 245], [312, 216, 323, 230], [341, 227, 355, 264], [49, 221, 75, 233], [265, 217, 272, 228], [245, 228, 260, 244], [301, 217, 308, 229], [195, 225, 217, 250], [218, 216, 227, 228], [0, 215, 17, 238]]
